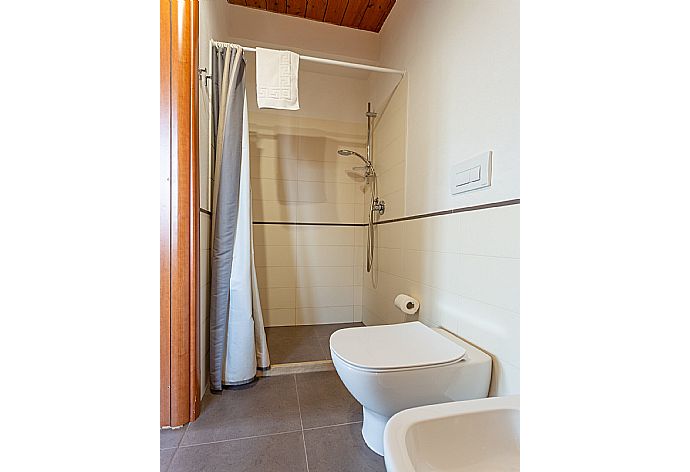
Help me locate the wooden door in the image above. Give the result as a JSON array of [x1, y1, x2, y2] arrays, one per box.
[[161, 0, 200, 427]]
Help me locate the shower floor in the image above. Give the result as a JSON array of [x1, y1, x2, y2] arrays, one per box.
[[265, 322, 364, 364]]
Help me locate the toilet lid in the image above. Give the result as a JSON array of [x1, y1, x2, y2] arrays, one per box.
[[329, 321, 466, 371]]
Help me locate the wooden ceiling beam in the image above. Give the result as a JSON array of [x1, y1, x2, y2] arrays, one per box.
[[227, 0, 394, 32], [305, 0, 328, 21], [286, 0, 307, 17]]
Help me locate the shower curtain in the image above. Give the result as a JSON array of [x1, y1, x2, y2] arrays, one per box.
[[209, 44, 270, 392]]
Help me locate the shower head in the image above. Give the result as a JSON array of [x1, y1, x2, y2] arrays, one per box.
[[337, 149, 369, 165]]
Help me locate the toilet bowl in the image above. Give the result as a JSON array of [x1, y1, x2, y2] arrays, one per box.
[[330, 321, 492, 456]]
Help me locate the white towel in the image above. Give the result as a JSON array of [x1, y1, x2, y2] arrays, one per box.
[[255, 47, 300, 110]]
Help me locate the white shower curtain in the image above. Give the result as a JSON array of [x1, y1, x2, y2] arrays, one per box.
[[222, 93, 270, 384], [209, 44, 269, 392]]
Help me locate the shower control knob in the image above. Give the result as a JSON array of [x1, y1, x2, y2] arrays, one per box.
[[372, 198, 386, 215]]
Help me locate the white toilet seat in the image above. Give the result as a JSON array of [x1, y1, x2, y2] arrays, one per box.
[[331, 350, 465, 374], [329, 321, 466, 372]]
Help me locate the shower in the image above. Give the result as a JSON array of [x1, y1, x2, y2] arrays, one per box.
[[337, 103, 385, 274]]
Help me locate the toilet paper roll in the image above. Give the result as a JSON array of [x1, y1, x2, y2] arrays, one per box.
[[394, 294, 419, 315]]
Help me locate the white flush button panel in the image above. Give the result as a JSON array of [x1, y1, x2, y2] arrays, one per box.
[[449, 151, 492, 195]]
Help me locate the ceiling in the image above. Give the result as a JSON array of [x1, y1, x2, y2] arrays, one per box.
[[226, 1, 396, 33]]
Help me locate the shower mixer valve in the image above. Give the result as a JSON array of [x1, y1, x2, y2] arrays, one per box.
[[372, 198, 385, 215]]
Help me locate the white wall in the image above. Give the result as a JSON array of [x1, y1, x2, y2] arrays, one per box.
[[362, 0, 520, 396], [372, 0, 520, 214]]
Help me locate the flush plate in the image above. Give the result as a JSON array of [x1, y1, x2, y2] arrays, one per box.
[[449, 151, 493, 195]]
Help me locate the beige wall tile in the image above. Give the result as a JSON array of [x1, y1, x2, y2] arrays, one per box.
[[297, 202, 356, 224], [295, 266, 353, 287], [258, 287, 296, 310], [252, 201, 298, 222], [297, 181, 356, 204], [254, 245, 297, 267], [250, 157, 298, 181], [296, 306, 354, 325], [253, 224, 297, 246], [457, 254, 519, 313], [251, 178, 299, 202], [296, 286, 354, 308], [256, 266, 297, 288], [296, 245, 354, 267], [263, 308, 296, 327], [458, 205, 520, 258], [296, 226, 354, 246]]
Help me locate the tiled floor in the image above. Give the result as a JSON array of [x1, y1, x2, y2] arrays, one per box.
[[265, 322, 364, 364], [160, 370, 385, 472]]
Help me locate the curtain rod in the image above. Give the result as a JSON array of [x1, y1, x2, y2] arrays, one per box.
[[211, 40, 405, 75]]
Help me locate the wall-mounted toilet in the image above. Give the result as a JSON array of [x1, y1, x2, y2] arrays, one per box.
[[330, 321, 492, 455]]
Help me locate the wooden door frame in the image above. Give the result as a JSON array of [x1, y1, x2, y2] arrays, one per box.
[[161, 0, 200, 427]]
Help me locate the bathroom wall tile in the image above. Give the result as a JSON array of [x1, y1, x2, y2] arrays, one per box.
[[404, 213, 460, 253], [377, 221, 404, 249], [401, 249, 433, 286], [354, 265, 363, 286], [296, 245, 354, 267], [297, 181, 356, 204], [458, 205, 520, 258], [378, 246, 403, 275], [353, 286, 362, 306], [258, 287, 296, 310], [429, 251, 461, 293], [296, 306, 354, 325], [297, 160, 353, 183], [490, 360, 520, 397], [457, 254, 520, 313], [256, 267, 296, 288], [296, 286, 354, 308], [200, 213, 211, 250], [455, 296, 520, 366], [353, 305, 363, 322], [252, 224, 297, 246], [378, 161, 405, 196], [296, 226, 354, 246], [297, 202, 355, 224], [254, 245, 296, 267], [380, 188, 404, 221], [251, 178, 299, 202], [200, 249, 210, 286], [298, 135, 329, 161], [252, 200, 298, 222], [250, 133, 300, 159], [263, 308, 296, 327], [249, 156, 299, 180], [295, 266, 353, 288], [376, 134, 406, 174]]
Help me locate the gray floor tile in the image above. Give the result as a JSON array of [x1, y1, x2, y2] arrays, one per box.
[[171, 431, 308, 472], [304, 422, 385, 472], [265, 325, 318, 340], [160, 449, 176, 472], [181, 375, 302, 446], [160, 424, 187, 449], [316, 336, 332, 359], [296, 371, 362, 429], [268, 335, 327, 363]]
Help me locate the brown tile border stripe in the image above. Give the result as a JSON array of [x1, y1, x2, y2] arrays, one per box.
[[374, 198, 520, 226], [203, 198, 519, 226], [252, 221, 365, 227]]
